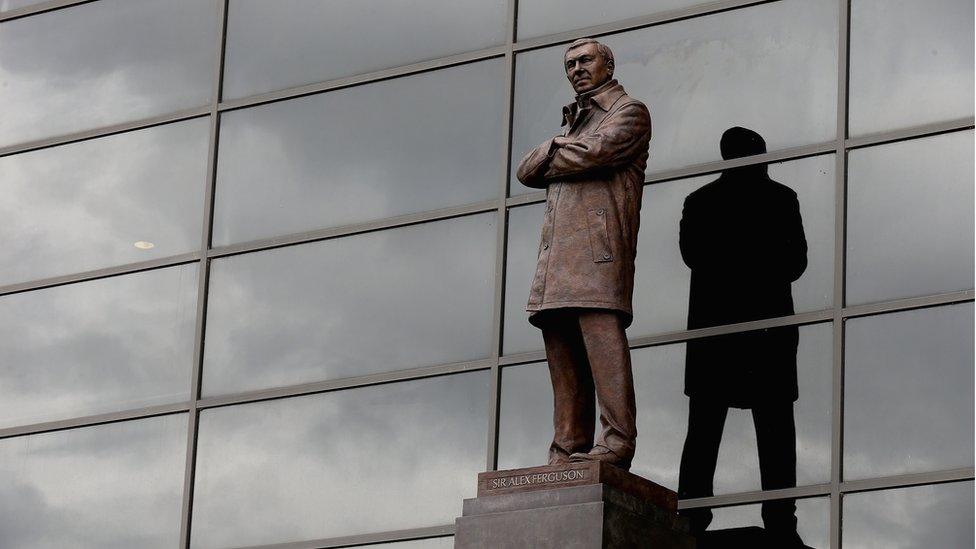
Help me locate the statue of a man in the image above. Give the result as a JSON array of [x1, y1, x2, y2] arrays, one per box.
[[515, 38, 651, 470]]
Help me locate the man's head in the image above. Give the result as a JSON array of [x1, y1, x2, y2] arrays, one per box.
[[564, 38, 614, 94]]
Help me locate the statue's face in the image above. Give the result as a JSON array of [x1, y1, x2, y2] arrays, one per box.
[[564, 43, 612, 94]]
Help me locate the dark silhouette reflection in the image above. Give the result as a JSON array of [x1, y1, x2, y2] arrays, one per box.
[[676, 127, 809, 546]]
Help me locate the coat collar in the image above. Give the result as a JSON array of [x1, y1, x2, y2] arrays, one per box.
[[561, 79, 625, 126]]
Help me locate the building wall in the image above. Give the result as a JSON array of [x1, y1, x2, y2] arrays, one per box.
[[0, 0, 972, 547]]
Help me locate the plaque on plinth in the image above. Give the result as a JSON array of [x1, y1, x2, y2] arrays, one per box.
[[454, 462, 695, 548]]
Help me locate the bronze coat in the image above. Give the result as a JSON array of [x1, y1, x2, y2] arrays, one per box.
[[516, 80, 651, 327]]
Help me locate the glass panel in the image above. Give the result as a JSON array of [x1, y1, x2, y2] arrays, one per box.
[[0, 0, 218, 147], [504, 154, 834, 355], [214, 60, 505, 246], [0, 414, 187, 549], [498, 323, 833, 495], [846, 131, 974, 305], [843, 482, 974, 549], [0, 119, 209, 287], [192, 372, 489, 548], [510, 0, 838, 195], [0, 0, 48, 12], [844, 303, 974, 479], [222, 0, 507, 99], [204, 213, 496, 396], [518, 0, 711, 40], [700, 497, 829, 549], [849, 0, 974, 136], [0, 265, 197, 429]]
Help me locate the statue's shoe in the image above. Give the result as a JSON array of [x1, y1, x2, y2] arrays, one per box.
[[569, 445, 632, 471]]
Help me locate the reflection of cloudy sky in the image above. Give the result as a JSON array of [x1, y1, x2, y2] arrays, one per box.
[[0, 119, 208, 286], [843, 481, 974, 548], [844, 303, 974, 479], [0, 265, 197, 429], [848, 0, 974, 135], [708, 497, 829, 548], [504, 155, 835, 354], [517, 0, 706, 39], [203, 213, 496, 396], [846, 131, 974, 305], [498, 323, 832, 492], [213, 60, 505, 246], [191, 372, 489, 548], [0, 0, 217, 147], [221, 0, 507, 99], [0, 414, 187, 548], [511, 0, 838, 193]]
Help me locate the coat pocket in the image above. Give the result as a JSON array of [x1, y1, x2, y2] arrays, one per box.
[[586, 208, 613, 263]]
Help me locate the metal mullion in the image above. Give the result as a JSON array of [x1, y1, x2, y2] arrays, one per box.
[[180, 0, 228, 547], [485, 0, 518, 471], [0, 252, 201, 298], [679, 483, 831, 511], [844, 117, 975, 151], [197, 358, 495, 411], [485, 0, 519, 473], [0, 0, 94, 23], [831, 1, 851, 546], [0, 402, 190, 440], [842, 290, 975, 320], [218, 47, 508, 113], [0, 107, 211, 159], [499, 311, 835, 368], [511, 0, 777, 53], [208, 199, 498, 260], [838, 468, 975, 495], [227, 524, 455, 549]]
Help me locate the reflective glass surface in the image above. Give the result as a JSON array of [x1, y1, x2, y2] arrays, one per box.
[[0, 119, 209, 286], [222, 0, 508, 99], [517, 1, 710, 40], [0, 414, 187, 549], [204, 213, 496, 396], [504, 155, 834, 354], [704, 497, 829, 549], [0, 0, 47, 12], [849, 0, 974, 136], [846, 131, 974, 305], [0, 0, 218, 147], [510, 0, 838, 195], [843, 482, 974, 549], [844, 303, 974, 479], [192, 372, 489, 548], [214, 61, 505, 246], [0, 265, 197, 429], [498, 323, 832, 493]]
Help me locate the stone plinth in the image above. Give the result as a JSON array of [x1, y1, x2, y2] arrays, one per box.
[[455, 462, 695, 548]]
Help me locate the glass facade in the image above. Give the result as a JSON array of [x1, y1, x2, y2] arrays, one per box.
[[0, 1, 971, 548]]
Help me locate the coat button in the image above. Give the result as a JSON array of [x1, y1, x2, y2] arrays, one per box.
[[596, 209, 604, 215], [543, 242, 549, 250], [603, 253, 611, 260]]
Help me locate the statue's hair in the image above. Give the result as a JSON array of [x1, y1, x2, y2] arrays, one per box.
[[565, 38, 615, 70]]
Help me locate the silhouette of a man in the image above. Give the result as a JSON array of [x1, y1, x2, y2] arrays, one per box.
[[677, 127, 807, 544]]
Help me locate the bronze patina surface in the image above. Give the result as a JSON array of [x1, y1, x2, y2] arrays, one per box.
[[515, 38, 651, 470]]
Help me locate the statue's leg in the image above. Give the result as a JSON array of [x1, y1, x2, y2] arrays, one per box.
[[541, 311, 595, 465], [575, 310, 637, 468], [677, 398, 728, 534]]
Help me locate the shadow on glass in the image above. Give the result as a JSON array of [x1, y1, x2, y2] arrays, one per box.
[[675, 127, 809, 547]]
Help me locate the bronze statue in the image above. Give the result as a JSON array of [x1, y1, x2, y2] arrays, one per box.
[[516, 38, 651, 471]]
